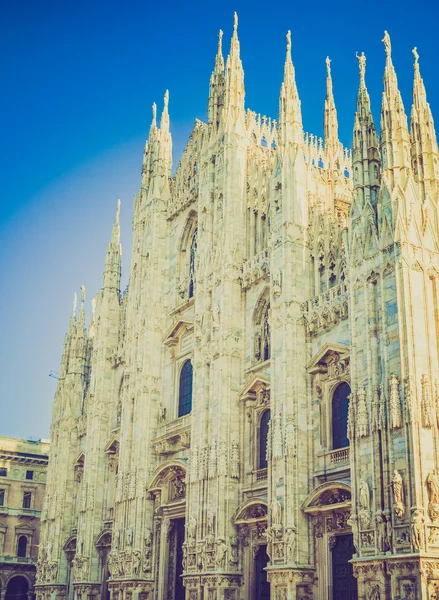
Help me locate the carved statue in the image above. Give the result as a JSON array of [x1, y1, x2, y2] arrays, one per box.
[[271, 499, 282, 527], [284, 528, 296, 563], [391, 470, 405, 518], [369, 583, 381, 600], [215, 538, 227, 568], [126, 528, 133, 547], [411, 509, 425, 550], [427, 470, 439, 504], [132, 549, 141, 575], [356, 51, 366, 80], [206, 511, 215, 538], [382, 30, 391, 56], [187, 517, 197, 541], [359, 480, 370, 512]]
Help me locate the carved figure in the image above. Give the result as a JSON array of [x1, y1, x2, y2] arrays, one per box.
[[284, 528, 296, 563], [206, 511, 215, 538], [359, 479, 370, 512], [271, 498, 282, 527], [126, 528, 133, 547], [427, 470, 439, 504], [215, 538, 227, 568], [382, 30, 391, 56], [411, 509, 425, 550], [187, 517, 197, 541], [132, 549, 141, 575], [369, 583, 381, 600], [391, 470, 405, 518]]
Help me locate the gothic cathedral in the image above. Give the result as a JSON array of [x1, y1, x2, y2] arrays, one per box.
[[36, 15, 439, 600]]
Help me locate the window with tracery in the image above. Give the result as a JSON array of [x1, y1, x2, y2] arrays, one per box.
[[188, 230, 198, 299], [259, 409, 271, 469], [332, 382, 351, 449], [178, 360, 193, 417]]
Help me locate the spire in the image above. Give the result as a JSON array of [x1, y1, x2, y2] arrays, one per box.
[[214, 29, 224, 73], [278, 31, 303, 148], [104, 200, 122, 291], [323, 56, 339, 162], [78, 285, 86, 331], [380, 30, 411, 180], [224, 12, 245, 132], [208, 29, 227, 133], [410, 47, 439, 195], [159, 90, 172, 174], [352, 52, 380, 211], [88, 297, 96, 340]]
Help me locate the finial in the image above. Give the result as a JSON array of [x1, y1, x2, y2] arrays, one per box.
[[81, 285, 85, 304], [356, 51, 366, 81], [382, 30, 391, 57], [286, 30, 291, 54], [72, 292, 77, 316], [164, 89, 169, 108], [152, 102, 157, 122], [233, 12, 238, 32], [326, 56, 331, 76], [413, 47, 419, 69], [116, 198, 121, 218], [218, 29, 223, 47]]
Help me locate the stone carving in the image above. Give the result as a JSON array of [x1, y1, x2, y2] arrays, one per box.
[[272, 269, 282, 297], [215, 537, 227, 568], [389, 374, 402, 428], [422, 373, 433, 427], [411, 508, 426, 550], [271, 499, 282, 528], [208, 440, 217, 479], [391, 470, 405, 518], [375, 513, 391, 553], [142, 528, 152, 573], [230, 441, 239, 478], [368, 583, 381, 600], [126, 528, 133, 547], [359, 479, 371, 528], [399, 581, 415, 600], [284, 527, 296, 562], [229, 535, 239, 564], [272, 413, 283, 459], [132, 549, 141, 575], [404, 376, 415, 422], [427, 471, 439, 521], [357, 387, 369, 437], [72, 555, 88, 582], [170, 473, 186, 499]]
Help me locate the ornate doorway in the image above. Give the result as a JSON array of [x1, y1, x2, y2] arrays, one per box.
[[5, 576, 29, 600], [331, 534, 357, 600], [254, 545, 270, 600]]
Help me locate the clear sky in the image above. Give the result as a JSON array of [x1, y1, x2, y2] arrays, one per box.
[[1, 0, 438, 440]]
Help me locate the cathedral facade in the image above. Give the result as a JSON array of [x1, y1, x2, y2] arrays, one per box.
[[35, 15, 439, 600]]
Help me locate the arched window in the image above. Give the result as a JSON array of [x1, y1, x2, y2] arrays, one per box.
[[17, 535, 27, 557], [262, 303, 270, 361], [332, 382, 351, 449], [259, 410, 271, 469], [188, 230, 198, 299], [178, 360, 193, 417]]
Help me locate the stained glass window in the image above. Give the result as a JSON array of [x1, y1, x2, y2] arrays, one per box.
[[178, 360, 193, 417]]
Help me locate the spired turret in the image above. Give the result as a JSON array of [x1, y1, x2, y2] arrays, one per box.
[[207, 30, 226, 135], [410, 48, 439, 202], [223, 13, 245, 134], [103, 200, 121, 292], [278, 31, 303, 149], [380, 30, 411, 187], [323, 56, 340, 166]]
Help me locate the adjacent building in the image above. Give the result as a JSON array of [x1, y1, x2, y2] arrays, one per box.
[[0, 437, 49, 600], [36, 15, 439, 600]]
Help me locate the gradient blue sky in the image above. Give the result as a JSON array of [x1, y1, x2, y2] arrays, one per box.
[[1, 0, 438, 439]]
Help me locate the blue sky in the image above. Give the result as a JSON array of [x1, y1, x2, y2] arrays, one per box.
[[1, 0, 438, 439]]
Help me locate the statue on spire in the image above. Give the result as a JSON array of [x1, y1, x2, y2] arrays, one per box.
[[286, 30, 291, 54], [382, 30, 391, 56], [412, 47, 419, 67], [356, 51, 366, 81], [326, 56, 332, 76], [233, 11, 238, 32], [81, 285, 85, 304]]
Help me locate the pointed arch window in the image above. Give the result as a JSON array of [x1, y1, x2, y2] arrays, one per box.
[[188, 230, 198, 299], [17, 535, 27, 557], [178, 360, 193, 417], [259, 409, 271, 469], [332, 382, 351, 449]]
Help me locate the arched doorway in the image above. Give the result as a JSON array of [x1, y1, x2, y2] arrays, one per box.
[[254, 545, 270, 600], [5, 576, 29, 600]]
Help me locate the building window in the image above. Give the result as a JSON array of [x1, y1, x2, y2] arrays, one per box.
[[17, 535, 27, 557], [262, 303, 270, 361], [332, 382, 351, 450], [0, 490, 4, 506], [22, 492, 32, 509], [254, 297, 270, 363], [178, 360, 193, 417], [26, 470, 34, 480], [188, 230, 198, 299], [259, 410, 271, 469], [0, 468, 7, 477]]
